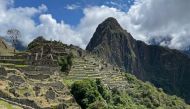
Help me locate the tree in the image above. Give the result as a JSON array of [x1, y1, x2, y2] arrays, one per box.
[[7, 29, 21, 53]]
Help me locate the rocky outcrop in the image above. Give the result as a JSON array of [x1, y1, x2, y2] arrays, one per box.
[[45, 88, 56, 100], [8, 75, 25, 86], [0, 67, 7, 77], [86, 17, 190, 103]]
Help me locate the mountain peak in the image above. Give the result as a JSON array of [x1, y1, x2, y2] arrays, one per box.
[[103, 17, 118, 24], [86, 17, 133, 52], [99, 17, 122, 30]]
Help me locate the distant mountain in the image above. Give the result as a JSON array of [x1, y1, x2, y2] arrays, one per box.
[[149, 38, 190, 58], [15, 40, 27, 51], [1, 37, 26, 51], [182, 49, 190, 57], [86, 17, 190, 104], [0, 37, 14, 56]]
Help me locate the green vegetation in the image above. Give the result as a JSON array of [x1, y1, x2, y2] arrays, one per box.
[[71, 75, 190, 109], [63, 79, 75, 88], [14, 64, 29, 68], [0, 100, 22, 109], [71, 79, 106, 109], [58, 54, 73, 73]]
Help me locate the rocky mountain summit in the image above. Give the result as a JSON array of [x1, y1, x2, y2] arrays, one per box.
[[86, 17, 190, 104]]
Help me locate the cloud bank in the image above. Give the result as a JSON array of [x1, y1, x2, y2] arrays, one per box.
[[0, 0, 190, 50]]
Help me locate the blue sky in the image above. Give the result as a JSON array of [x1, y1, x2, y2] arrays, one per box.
[[14, 0, 134, 26], [1, 0, 189, 50]]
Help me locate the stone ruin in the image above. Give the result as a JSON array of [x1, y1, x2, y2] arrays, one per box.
[[0, 40, 70, 67]]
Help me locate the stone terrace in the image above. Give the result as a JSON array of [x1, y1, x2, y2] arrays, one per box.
[[65, 55, 129, 89]]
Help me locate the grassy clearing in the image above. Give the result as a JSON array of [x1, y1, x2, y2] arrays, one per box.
[[63, 79, 76, 88]]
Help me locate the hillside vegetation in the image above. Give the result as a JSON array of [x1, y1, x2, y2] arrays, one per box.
[[0, 100, 22, 109], [71, 74, 189, 109]]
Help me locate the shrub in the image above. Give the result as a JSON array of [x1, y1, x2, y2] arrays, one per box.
[[58, 53, 73, 73], [71, 79, 103, 109]]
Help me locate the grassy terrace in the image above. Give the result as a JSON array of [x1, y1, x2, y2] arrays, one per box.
[[0, 63, 29, 68], [0, 100, 22, 109]]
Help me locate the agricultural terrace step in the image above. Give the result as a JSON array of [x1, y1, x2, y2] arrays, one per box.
[[68, 74, 88, 77], [68, 73, 100, 77], [72, 64, 98, 67], [103, 80, 128, 84], [71, 69, 97, 72], [23, 71, 53, 75], [73, 60, 98, 64], [66, 76, 102, 80], [71, 69, 96, 72], [71, 70, 95, 73], [67, 75, 101, 79], [102, 74, 123, 78], [72, 66, 98, 69], [73, 62, 97, 64], [69, 72, 100, 75], [70, 70, 95, 72]]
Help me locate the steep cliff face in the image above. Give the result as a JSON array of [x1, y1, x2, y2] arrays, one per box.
[[86, 17, 190, 103], [86, 17, 140, 73]]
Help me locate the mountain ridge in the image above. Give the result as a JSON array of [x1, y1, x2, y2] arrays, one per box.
[[86, 17, 190, 104], [0, 36, 189, 108]]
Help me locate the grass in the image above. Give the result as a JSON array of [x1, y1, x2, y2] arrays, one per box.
[[0, 63, 14, 66], [15, 65, 29, 68], [63, 79, 75, 88], [0, 63, 29, 68], [0, 100, 22, 109], [0, 48, 14, 56]]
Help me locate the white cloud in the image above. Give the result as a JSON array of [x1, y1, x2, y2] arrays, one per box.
[[126, 0, 190, 49], [0, 0, 190, 50], [77, 0, 190, 50], [0, 0, 83, 47], [0, 0, 47, 45], [35, 14, 83, 47], [76, 6, 129, 46], [65, 4, 80, 10], [106, 1, 129, 11]]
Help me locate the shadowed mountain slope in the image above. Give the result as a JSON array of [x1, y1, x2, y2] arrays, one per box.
[[86, 17, 190, 103]]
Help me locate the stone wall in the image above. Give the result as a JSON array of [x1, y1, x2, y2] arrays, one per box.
[[0, 90, 49, 109], [25, 73, 50, 80]]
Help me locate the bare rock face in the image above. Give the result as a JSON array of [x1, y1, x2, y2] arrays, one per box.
[[86, 17, 190, 103]]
